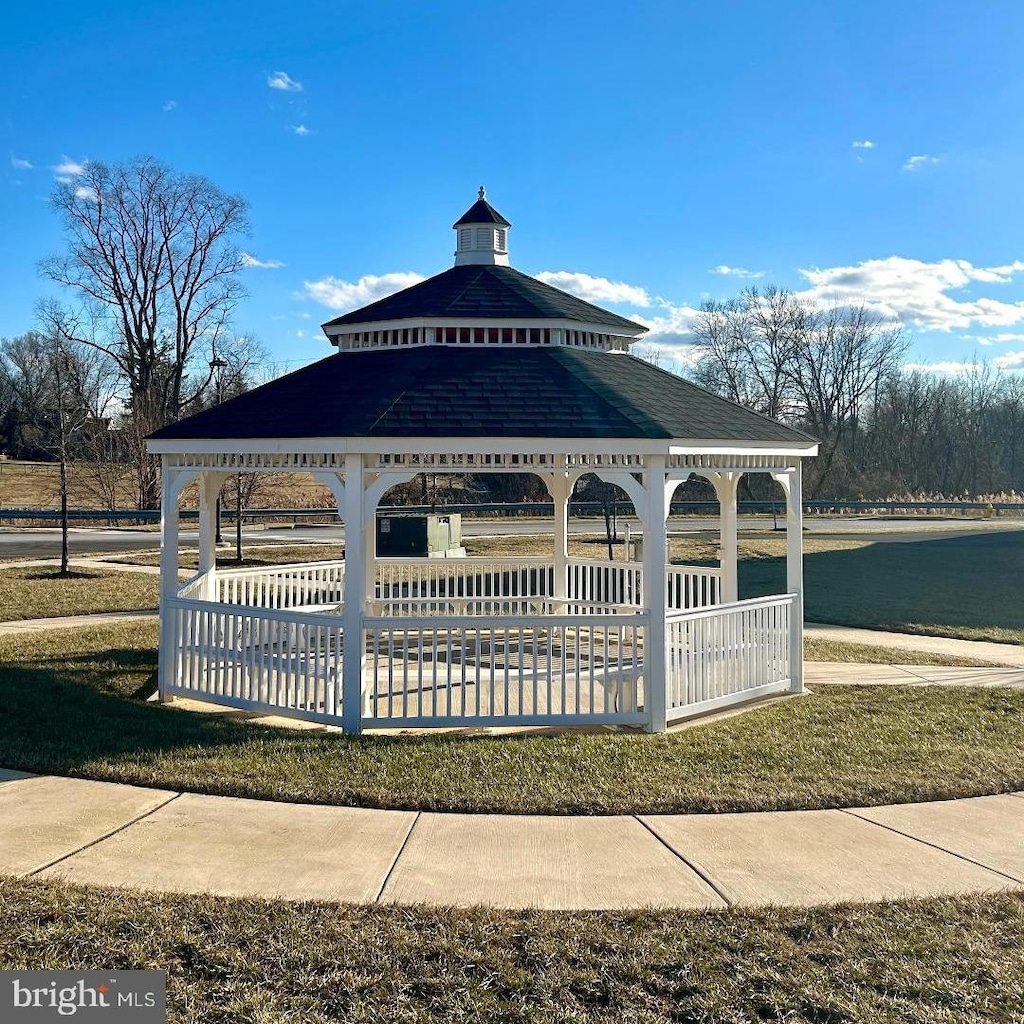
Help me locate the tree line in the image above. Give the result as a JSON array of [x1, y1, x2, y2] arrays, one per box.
[[4, 156, 1021, 511], [689, 287, 1024, 500]]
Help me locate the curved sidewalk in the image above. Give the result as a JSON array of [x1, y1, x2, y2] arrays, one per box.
[[2, 769, 1022, 910]]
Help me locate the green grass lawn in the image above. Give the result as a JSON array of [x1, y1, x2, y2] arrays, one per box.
[[1, 879, 1022, 1023], [0, 567, 159, 622], [2, 622, 1022, 815], [740, 531, 1024, 645]]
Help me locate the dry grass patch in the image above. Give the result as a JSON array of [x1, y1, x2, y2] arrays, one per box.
[[0, 567, 159, 622], [2, 879, 1024, 1022]]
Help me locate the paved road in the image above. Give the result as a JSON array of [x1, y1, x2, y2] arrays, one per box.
[[2, 515, 1023, 558]]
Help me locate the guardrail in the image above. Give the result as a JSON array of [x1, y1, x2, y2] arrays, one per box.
[[2, 498, 1023, 525]]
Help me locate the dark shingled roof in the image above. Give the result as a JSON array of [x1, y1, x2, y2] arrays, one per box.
[[150, 346, 815, 445], [323, 265, 647, 333], [453, 197, 511, 227]]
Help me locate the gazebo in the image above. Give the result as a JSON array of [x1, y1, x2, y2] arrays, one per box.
[[148, 190, 817, 734]]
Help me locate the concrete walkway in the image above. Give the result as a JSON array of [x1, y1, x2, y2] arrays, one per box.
[[1, 769, 1022, 910], [806, 662, 1024, 688], [806, 622, 1024, 667], [0, 610, 157, 637]]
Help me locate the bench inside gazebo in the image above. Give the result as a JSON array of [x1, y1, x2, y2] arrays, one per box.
[[147, 191, 817, 734]]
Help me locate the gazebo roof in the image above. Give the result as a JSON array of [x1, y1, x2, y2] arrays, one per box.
[[149, 346, 813, 444], [322, 264, 647, 333]]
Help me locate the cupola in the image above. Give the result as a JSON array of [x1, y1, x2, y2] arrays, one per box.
[[453, 187, 511, 266]]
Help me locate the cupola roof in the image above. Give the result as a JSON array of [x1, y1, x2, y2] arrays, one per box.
[[453, 187, 511, 228]]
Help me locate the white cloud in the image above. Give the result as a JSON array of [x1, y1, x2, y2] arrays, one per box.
[[241, 253, 285, 269], [302, 271, 426, 311], [903, 360, 977, 375], [710, 264, 765, 279], [291, 124, 312, 136], [267, 70, 302, 92], [52, 157, 85, 177], [10, 156, 32, 170], [627, 297, 702, 348], [74, 185, 98, 203], [903, 154, 939, 172], [994, 350, 1024, 370], [796, 256, 1024, 332], [852, 140, 876, 149], [295, 329, 305, 338], [966, 331, 1024, 347], [162, 100, 177, 112], [535, 271, 651, 307]]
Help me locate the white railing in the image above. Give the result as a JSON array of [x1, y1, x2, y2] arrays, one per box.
[[666, 565, 722, 610], [177, 570, 209, 600], [566, 558, 643, 611], [362, 612, 648, 728], [374, 557, 554, 615], [167, 597, 344, 725], [216, 560, 346, 611], [665, 594, 794, 722]]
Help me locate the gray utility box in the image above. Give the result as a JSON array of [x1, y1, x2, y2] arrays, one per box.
[[376, 513, 465, 558]]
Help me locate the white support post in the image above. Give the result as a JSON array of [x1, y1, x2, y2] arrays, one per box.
[[641, 456, 671, 733], [785, 463, 804, 693], [545, 471, 575, 610], [197, 473, 227, 600], [341, 455, 366, 733], [771, 465, 804, 693], [364, 473, 379, 606], [157, 462, 184, 702], [705, 471, 741, 604]]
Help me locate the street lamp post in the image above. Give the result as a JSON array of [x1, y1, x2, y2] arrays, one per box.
[[209, 358, 228, 544]]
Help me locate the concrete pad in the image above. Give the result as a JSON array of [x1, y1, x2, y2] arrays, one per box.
[[641, 808, 1013, 907], [804, 664, 923, 685], [0, 776, 175, 876], [851, 795, 1024, 882], [380, 813, 725, 910], [41, 792, 416, 902], [895, 666, 1024, 688], [805, 623, 1024, 668]]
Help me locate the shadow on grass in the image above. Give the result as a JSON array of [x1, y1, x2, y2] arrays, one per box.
[[741, 530, 1024, 641]]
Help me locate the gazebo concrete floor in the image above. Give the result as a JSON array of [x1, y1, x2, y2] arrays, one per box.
[[2, 769, 1023, 910]]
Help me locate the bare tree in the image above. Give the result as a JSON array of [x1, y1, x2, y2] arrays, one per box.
[[41, 156, 249, 507], [690, 286, 806, 421]]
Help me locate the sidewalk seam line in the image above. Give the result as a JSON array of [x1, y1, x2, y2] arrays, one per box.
[[839, 808, 1024, 885], [374, 811, 421, 903], [26, 791, 183, 878], [633, 816, 733, 908]]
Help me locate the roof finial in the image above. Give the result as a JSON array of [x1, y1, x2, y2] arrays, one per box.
[[478, 185, 486, 200]]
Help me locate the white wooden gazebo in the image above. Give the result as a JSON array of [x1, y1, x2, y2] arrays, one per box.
[[148, 191, 817, 734]]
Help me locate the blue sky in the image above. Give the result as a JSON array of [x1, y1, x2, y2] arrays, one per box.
[[3, 0, 1024, 374]]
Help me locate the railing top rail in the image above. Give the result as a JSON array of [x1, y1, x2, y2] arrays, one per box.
[[216, 559, 346, 578], [666, 592, 796, 623], [167, 595, 343, 626], [176, 569, 208, 595], [376, 555, 554, 566], [365, 611, 650, 630], [668, 563, 723, 576]]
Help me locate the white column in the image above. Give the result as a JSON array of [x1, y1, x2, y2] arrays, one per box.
[[546, 472, 574, 610], [341, 454, 366, 733], [364, 473, 379, 606], [197, 473, 226, 600], [157, 462, 183, 702], [642, 455, 671, 733], [706, 471, 740, 604], [785, 463, 804, 693]]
